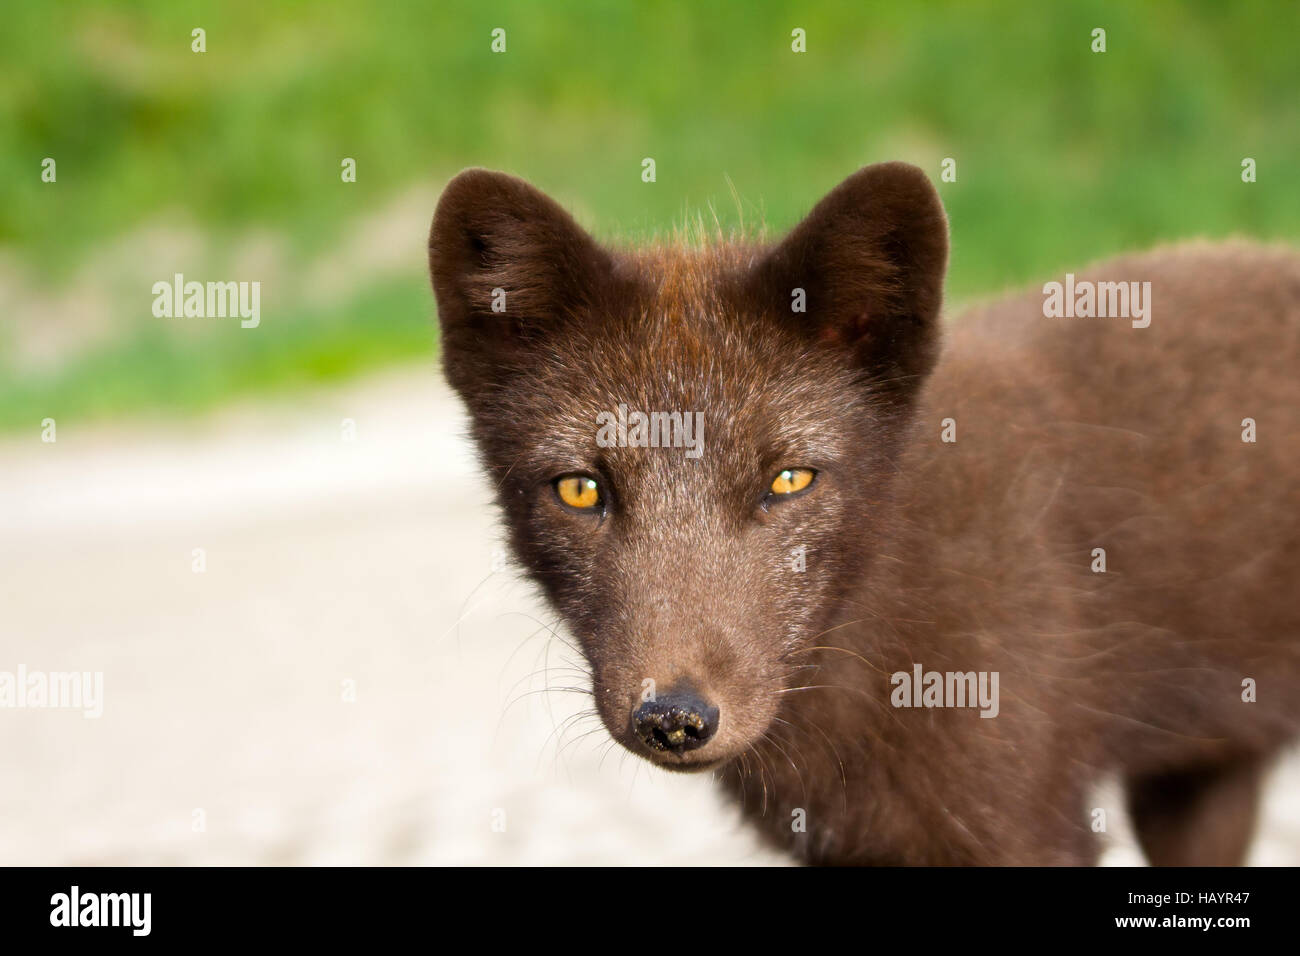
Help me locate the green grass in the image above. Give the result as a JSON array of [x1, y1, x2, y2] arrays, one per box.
[[1, 0, 1297, 429], [0, 279, 435, 430]]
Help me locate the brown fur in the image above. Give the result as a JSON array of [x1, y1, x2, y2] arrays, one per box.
[[429, 164, 1300, 865]]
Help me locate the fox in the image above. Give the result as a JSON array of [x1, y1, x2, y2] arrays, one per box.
[[428, 163, 1300, 865]]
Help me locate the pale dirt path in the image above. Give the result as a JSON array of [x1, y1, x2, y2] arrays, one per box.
[[0, 364, 1295, 865]]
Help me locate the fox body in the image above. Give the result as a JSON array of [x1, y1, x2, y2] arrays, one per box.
[[430, 164, 1300, 865]]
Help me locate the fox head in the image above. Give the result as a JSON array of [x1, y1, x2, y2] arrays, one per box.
[[429, 164, 948, 771]]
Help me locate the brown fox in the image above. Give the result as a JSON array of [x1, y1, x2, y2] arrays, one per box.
[[429, 164, 1300, 865]]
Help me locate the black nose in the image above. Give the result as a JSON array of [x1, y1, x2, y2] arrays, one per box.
[[633, 689, 719, 754]]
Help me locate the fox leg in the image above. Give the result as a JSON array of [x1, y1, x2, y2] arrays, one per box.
[[1125, 756, 1266, 866]]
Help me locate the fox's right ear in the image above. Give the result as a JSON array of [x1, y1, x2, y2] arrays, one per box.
[[429, 169, 614, 397], [748, 162, 949, 403]]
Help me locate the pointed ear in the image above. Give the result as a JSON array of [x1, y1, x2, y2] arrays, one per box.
[[428, 169, 614, 397], [749, 162, 949, 399]]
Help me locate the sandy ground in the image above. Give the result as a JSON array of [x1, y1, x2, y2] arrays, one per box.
[[2, 364, 1297, 865]]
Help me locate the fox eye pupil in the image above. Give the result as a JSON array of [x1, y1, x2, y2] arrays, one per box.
[[770, 467, 815, 496], [556, 475, 601, 510]]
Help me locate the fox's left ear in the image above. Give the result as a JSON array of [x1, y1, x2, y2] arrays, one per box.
[[429, 168, 617, 400], [748, 162, 949, 399]]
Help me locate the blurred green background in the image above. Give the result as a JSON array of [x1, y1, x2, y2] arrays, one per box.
[[1, 0, 1296, 431]]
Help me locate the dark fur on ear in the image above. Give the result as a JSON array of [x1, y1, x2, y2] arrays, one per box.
[[428, 168, 617, 398], [747, 162, 949, 400]]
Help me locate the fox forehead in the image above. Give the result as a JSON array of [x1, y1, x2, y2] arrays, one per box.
[[487, 264, 868, 487], [518, 243, 865, 408]]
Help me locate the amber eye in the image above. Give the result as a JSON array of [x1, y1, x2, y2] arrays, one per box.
[[554, 474, 602, 510], [770, 467, 816, 496]]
